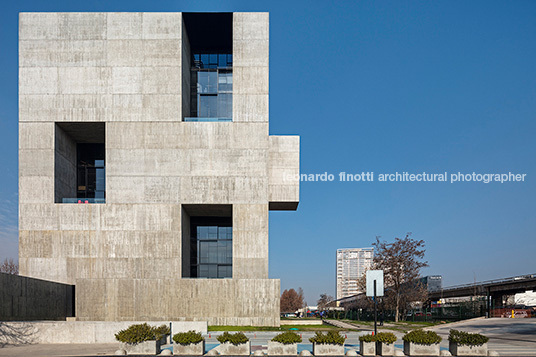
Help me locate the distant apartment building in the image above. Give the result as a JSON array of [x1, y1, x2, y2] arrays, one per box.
[[336, 248, 373, 299]]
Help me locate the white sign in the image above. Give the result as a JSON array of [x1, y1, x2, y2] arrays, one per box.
[[366, 270, 384, 297]]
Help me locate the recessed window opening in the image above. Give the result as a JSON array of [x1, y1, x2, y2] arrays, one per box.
[[181, 204, 232, 279], [54, 122, 105, 204], [183, 13, 233, 122]]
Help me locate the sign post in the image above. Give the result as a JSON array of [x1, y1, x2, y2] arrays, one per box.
[[366, 270, 384, 336]]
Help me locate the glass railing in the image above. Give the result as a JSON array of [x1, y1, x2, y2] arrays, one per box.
[[62, 198, 106, 204], [184, 117, 232, 122]]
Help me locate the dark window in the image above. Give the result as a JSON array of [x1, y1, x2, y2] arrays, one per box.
[[76, 143, 105, 202], [190, 217, 232, 279]]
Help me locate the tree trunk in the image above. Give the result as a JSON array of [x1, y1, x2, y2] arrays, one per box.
[[395, 295, 400, 322]]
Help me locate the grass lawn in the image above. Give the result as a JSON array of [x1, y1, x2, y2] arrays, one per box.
[[208, 324, 350, 332], [335, 319, 442, 333]]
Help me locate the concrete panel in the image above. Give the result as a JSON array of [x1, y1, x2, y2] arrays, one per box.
[[24, 257, 69, 284], [268, 136, 300, 209], [107, 13, 142, 39], [19, 40, 106, 67], [58, 13, 106, 40], [233, 66, 269, 94], [19, 149, 54, 177], [59, 67, 110, 94], [19, 176, 54, 204], [234, 40, 269, 67], [233, 204, 269, 279], [142, 13, 182, 39], [19, 204, 59, 231], [19, 122, 54, 149], [19, 67, 58, 94], [19, 230, 54, 258], [233, 13, 269, 41], [106, 40, 144, 66], [234, 258, 268, 279], [111, 67, 143, 94], [142, 67, 181, 94], [233, 94, 269, 122], [141, 94, 182, 121], [145, 40, 181, 67], [19, 13, 60, 40], [19, 94, 111, 122]]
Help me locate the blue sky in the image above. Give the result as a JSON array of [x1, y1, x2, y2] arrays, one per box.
[[1, 0, 535, 305]]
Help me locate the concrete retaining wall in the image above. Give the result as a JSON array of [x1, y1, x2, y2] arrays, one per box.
[[0, 272, 74, 321], [0, 320, 207, 344], [280, 319, 323, 325]]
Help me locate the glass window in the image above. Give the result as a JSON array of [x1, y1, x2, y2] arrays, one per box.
[[191, 222, 232, 279], [198, 95, 217, 118]]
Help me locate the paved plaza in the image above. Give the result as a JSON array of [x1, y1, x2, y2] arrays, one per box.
[[0, 318, 535, 356]]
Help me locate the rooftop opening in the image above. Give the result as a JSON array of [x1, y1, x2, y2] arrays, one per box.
[[182, 13, 233, 122]]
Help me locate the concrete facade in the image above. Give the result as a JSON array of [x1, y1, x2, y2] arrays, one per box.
[[19, 12, 299, 325]]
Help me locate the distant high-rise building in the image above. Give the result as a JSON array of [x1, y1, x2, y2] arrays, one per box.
[[336, 248, 374, 299], [420, 275, 443, 292]]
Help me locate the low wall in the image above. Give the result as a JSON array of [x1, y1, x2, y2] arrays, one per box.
[[75, 278, 280, 326], [0, 320, 207, 344], [280, 319, 323, 325], [0, 273, 74, 321]]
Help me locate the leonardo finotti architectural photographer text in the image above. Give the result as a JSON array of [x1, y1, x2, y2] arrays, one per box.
[[285, 172, 527, 184]]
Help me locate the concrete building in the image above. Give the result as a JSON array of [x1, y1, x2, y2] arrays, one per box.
[[18, 12, 299, 326], [336, 248, 373, 300]]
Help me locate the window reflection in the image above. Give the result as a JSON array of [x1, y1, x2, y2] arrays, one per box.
[[191, 220, 232, 279]]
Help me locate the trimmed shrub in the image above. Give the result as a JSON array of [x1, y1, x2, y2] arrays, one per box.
[[375, 332, 397, 345], [448, 329, 489, 346], [359, 334, 375, 343], [402, 329, 442, 345], [173, 330, 204, 345], [217, 332, 249, 345], [154, 324, 171, 340], [309, 331, 345, 345], [359, 332, 396, 344], [272, 331, 302, 344], [115, 323, 159, 344]]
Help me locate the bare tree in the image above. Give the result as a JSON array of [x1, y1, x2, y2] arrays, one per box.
[[280, 288, 306, 313], [372, 234, 428, 322], [317, 293, 335, 311], [0, 258, 19, 275]]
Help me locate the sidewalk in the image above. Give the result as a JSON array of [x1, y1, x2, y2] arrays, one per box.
[[0, 343, 117, 356]]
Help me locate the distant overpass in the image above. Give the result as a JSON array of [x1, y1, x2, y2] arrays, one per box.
[[429, 274, 536, 316], [429, 274, 536, 300]]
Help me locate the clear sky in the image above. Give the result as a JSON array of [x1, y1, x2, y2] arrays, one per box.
[[1, 0, 535, 305]]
